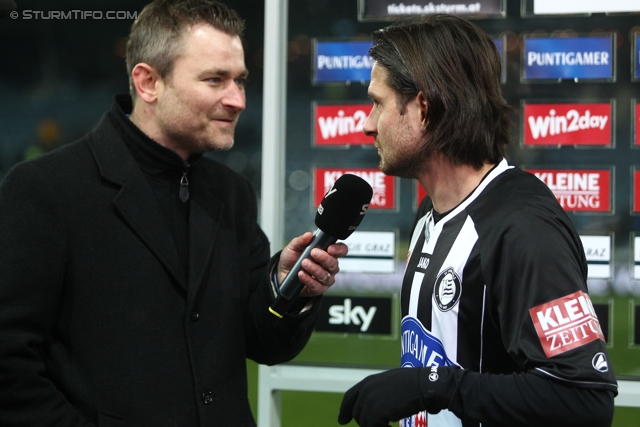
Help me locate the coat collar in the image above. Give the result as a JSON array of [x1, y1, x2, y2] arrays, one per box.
[[85, 96, 223, 296]]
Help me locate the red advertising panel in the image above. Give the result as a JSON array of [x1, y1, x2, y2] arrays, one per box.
[[314, 104, 374, 146], [634, 170, 640, 213], [523, 103, 612, 146], [416, 182, 428, 209], [314, 168, 395, 210], [527, 168, 612, 212]]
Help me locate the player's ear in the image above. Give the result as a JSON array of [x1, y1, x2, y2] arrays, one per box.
[[417, 92, 428, 129]]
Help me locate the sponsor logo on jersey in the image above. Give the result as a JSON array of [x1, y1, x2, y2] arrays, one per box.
[[314, 168, 395, 209], [529, 291, 605, 358], [528, 168, 611, 212], [401, 317, 455, 368], [417, 256, 430, 270], [428, 365, 439, 382], [592, 352, 609, 372], [314, 104, 373, 146], [523, 103, 611, 146], [400, 411, 427, 427], [433, 267, 462, 312]]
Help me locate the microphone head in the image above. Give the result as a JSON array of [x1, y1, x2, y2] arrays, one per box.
[[315, 173, 373, 240], [0, 0, 17, 18]]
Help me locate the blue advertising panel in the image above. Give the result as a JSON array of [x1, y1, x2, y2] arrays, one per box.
[[313, 40, 373, 84], [494, 37, 503, 57], [523, 35, 614, 82], [493, 35, 506, 83], [634, 33, 640, 81]]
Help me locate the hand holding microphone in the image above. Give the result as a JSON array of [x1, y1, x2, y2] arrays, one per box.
[[269, 174, 373, 318]]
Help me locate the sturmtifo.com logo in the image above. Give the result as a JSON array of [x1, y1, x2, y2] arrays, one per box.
[[10, 9, 138, 20]]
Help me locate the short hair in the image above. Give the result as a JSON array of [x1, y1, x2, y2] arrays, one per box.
[[125, 0, 245, 98], [369, 14, 514, 169]]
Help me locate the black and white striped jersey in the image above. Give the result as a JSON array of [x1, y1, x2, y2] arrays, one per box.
[[399, 159, 617, 427]]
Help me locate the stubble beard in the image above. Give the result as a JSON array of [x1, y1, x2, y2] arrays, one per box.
[[378, 143, 426, 179], [163, 116, 239, 156], [157, 85, 241, 156]]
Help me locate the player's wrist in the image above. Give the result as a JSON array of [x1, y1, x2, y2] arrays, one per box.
[[418, 365, 462, 414]]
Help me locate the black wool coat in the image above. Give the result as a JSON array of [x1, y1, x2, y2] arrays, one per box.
[[0, 103, 319, 426]]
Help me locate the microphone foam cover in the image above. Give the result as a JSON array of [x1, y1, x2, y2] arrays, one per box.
[[315, 173, 373, 240]]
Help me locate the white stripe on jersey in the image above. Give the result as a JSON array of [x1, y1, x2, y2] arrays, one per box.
[[408, 212, 429, 256], [430, 216, 479, 366], [479, 285, 487, 373], [408, 272, 424, 318]]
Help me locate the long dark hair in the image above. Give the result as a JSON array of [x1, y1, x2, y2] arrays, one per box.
[[369, 14, 514, 169]]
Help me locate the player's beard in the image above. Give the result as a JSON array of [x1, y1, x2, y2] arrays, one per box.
[[378, 136, 431, 179]]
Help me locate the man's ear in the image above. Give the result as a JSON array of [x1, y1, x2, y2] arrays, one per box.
[[417, 92, 428, 128], [131, 63, 161, 104]]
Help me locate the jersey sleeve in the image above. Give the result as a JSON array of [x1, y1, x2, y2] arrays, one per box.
[[479, 175, 616, 391]]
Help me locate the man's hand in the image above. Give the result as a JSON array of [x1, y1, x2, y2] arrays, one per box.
[[338, 366, 459, 427], [277, 232, 348, 297]]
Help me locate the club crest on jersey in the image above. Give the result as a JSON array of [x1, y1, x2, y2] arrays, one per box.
[[433, 267, 462, 312]]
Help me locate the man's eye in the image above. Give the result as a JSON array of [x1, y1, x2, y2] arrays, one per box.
[[235, 78, 248, 88], [208, 77, 221, 84]]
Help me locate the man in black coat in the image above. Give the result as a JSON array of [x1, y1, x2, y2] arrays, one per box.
[[0, 1, 347, 425]]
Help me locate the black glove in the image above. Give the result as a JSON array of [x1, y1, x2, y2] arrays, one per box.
[[338, 366, 460, 427]]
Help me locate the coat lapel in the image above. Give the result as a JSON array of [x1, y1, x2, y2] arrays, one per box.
[[86, 114, 188, 291], [187, 165, 222, 300]]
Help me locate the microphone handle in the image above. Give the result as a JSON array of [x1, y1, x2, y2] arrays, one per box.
[[269, 229, 337, 318]]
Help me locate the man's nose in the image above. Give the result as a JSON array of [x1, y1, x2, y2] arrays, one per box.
[[362, 106, 377, 136], [223, 82, 246, 111]]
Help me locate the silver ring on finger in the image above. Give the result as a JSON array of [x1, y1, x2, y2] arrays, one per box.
[[320, 272, 331, 284]]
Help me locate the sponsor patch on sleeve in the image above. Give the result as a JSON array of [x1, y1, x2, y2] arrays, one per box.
[[529, 291, 605, 358]]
